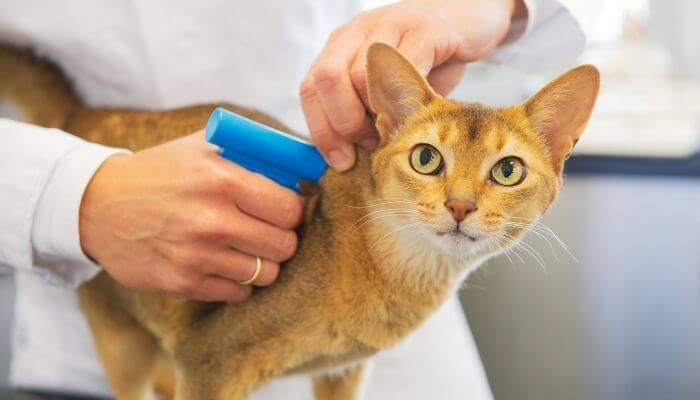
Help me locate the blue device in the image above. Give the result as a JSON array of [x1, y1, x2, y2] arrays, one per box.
[[205, 107, 327, 192]]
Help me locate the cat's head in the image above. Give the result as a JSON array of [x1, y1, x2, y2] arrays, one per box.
[[363, 43, 599, 259]]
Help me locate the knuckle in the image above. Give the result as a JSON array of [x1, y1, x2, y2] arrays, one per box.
[[309, 127, 333, 153], [283, 197, 304, 228], [189, 208, 223, 240], [191, 153, 213, 175], [183, 211, 216, 242], [334, 112, 366, 138], [270, 264, 280, 284], [350, 69, 367, 92], [249, 173, 272, 197], [288, 196, 304, 227], [261, 262, 280, 286], [170, 274, 196, 296], [308, 126, 325, 143], [209, 219, 234, 241], [197, 162, 231, 194], [299, 78, 316, 100], [221, 220, 243, 243], [352, 10, 375, 26], [313, 64, 344, 91], [328, 24, 349, 41], [277, 232, 298, 260], [179, 250, 204, 270], [224, 168, 244, 193]]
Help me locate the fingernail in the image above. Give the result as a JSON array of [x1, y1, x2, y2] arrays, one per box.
[[327, 145, 355, 171], [360, 137, 379, 150]]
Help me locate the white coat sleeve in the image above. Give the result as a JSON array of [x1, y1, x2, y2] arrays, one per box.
[[0, 118, 127, 288], [488, 0, 586, 71]]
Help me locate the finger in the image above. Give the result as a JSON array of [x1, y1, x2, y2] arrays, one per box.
[[427, 60, 467, 95], [397, 29, 457, 78], [301, 79, 356, 171], [224, 209, 298, 263], [313, 59, 375, 146], [302, 24, 365, 169], [396, 30, 435, 77], [206, 250, 280, 287], [190, 276, 252, 302], [311, 32, 372, 147], [224, 163, 303, 229], [349, 25, 402, 109], [345, 27, 402, 150]]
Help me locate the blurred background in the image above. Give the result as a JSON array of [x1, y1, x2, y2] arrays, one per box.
[[1, 0, 699, 399]]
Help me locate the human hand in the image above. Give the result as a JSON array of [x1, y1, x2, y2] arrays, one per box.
[[301, 0, 525, 171], [79, 131, 302, 301]]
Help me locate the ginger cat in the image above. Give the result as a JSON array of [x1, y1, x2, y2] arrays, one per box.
[[0, 42, 599, 400]]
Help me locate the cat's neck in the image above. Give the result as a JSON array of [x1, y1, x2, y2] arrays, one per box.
[[362, 215, 482, 292]]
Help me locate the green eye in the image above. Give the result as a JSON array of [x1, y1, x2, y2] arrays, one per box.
[[409, 144, 443, 175], [490, 157, 525, 186]]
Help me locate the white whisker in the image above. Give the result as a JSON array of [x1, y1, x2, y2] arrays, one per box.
[[501, 232, 547, 275], [350, 211, 416, 233], [492, 233, 525, 263], [366, 222, 422, 255], [347, 208, 415, 232], [347, 200, 415, 209], [505, 217, 578, 263], [502, 222, 559, 261]]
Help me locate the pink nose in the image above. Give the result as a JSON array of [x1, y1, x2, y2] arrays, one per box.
[[445, 200, 476, 222]]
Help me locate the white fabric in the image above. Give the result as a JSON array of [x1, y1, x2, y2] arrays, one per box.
[[0, 121, 121, 277], [0, 0, 584, 398], [491, 0, 586, 70], [30, 126, 130, 288], [250, 296, 485, 400]]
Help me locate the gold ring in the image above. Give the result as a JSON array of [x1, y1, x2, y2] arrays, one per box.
[[239, 256, 262, 285]]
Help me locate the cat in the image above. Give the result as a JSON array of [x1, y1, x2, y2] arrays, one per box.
[[0, 42, 599, 400]]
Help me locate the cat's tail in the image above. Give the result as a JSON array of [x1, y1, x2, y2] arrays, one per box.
[[0, 43, 82, 128]]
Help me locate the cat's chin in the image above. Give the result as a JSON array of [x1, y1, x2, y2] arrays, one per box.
[[424, 227, 488, 256], [436, 229, 478, 242]]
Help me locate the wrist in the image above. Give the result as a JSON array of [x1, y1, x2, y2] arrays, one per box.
[[79, 153, 130, 261]]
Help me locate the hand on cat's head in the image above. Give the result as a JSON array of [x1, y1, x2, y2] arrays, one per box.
[[362, 42, 599, 256], [301, 0, 527, 171]]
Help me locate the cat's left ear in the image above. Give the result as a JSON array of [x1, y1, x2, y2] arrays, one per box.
[[522, 65, 600, 173], [366, 42, 436, 142]]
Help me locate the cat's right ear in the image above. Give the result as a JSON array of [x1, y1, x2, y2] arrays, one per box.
[[522, 65, 600, 174], [366, 42, 436, 141]]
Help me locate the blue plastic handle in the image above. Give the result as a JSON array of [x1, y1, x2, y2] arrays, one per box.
[[205, 108, 327, 192]]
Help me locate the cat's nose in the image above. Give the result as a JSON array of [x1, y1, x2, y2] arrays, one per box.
[[445, 200, 476, 222]]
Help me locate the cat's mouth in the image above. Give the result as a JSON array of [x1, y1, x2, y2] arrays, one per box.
[[435, 228, 478, 242]]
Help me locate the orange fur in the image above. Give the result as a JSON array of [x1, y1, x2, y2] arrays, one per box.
[[0, 42, 599, 399]]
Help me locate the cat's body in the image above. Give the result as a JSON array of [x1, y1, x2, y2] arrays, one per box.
[[78, 149, 467, 399], [0, 43, 599, 400]]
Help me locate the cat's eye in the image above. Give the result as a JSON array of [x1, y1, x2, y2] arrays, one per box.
[[409, 144, 443, 175], [490, 157, 526, 186]]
